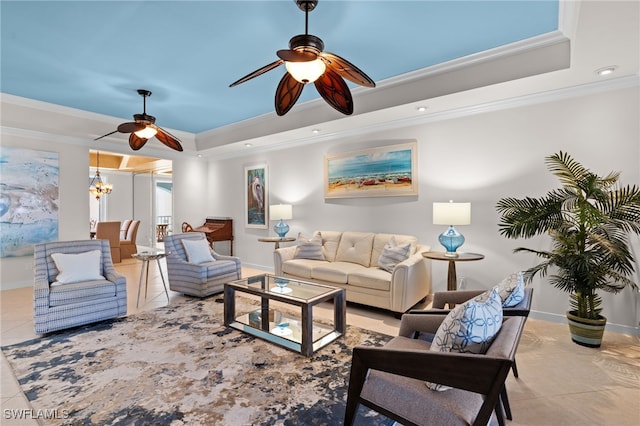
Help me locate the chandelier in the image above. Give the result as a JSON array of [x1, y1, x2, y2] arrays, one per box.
[[89, 151, 113, 200]]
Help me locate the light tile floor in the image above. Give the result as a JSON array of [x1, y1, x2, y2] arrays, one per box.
[[2, 258, 639, 425]]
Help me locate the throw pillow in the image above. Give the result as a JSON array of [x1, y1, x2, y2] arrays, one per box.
[[427, 287, 503, 391], [378, 236, 412, 273], [51, 250, 104, 285], [293, 232, 325, 260], [497, 272, 525, 307], [182, 238, 215, 264]]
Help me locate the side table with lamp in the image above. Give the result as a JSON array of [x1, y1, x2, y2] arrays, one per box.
[[259, 204, 296, 249], [428, 201, 484, 290]]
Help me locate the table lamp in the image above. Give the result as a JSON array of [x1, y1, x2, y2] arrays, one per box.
[[433, 201, 471, 257], [270, 204, 293, 238]]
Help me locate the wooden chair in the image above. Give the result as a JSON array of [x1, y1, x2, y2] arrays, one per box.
[[408, 287, 534, 423], [95, 221, 121, 263], [181, 222, 194, 233], [344, 314, 526, 426], [120, 220, 140, 259]]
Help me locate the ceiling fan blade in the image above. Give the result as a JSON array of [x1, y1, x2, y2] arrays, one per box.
[[320, 52, 376, 88], [118, 122, 146, 133], [314, 68, 354, 115], [229, 59, 284, 87], [128, 132, 148, 151], [94, 130, 118, 141], [276, 49, 317, 62], [275, 73, 304, 116], [154, 126, 184, 152]]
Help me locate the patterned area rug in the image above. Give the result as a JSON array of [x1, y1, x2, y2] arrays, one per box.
[[2, 297, 394, 425]]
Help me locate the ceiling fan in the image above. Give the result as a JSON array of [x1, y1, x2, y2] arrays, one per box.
[[229, 0, 375, 116], [95, 89, 183, 152]]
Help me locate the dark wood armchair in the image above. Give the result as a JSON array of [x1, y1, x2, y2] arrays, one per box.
[[344, 314, 526, 426]]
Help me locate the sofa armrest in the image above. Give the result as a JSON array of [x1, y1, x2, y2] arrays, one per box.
[[274, 246, 296, 275], [388, 248, 432, 313]]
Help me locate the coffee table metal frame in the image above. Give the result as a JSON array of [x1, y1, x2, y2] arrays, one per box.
[[224, 274, 346, 357]]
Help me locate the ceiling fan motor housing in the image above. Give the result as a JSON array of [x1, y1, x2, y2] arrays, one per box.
[[133, 113, 156, 124], [295, 0, 317, 12], [289, 34, 324, 55]]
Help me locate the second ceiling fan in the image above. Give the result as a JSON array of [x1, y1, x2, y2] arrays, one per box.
[[230, 0, 376, 116], [95, 89, 183, 152]]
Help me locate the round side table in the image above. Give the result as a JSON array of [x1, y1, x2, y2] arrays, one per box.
[[258, 237, 296, 249], [422, 252, 485, 291]]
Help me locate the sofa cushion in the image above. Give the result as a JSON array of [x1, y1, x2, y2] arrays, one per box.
[[378, 236, 412, 272], [182, 238, 215, 264], [317, 231, 343, 262], [50, 250, 104, 285], [371, 233, 418, 268], [348, 268, 392, 292], [335, 232, 375, 267], [497, 272, 525, 307], [294, 232, 325, 260], [311, 262, 367, 284], [49, 279, 116, 307], [428, 287, 503, 391], [282, 259, 329, 279]]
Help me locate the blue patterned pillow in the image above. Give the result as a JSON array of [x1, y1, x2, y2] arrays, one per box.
[[498, 272, 525, 307], [427, 287, 503, 391], [378, 236, 411, 273]]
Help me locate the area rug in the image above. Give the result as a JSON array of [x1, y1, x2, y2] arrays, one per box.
[[2, 297, 394, 425]]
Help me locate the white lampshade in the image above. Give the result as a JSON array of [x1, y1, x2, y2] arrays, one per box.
[[134, 125, 158, 139], [270, 204, 293, 220], [285, 59, 326, 83], [433, 202, 471, 225]]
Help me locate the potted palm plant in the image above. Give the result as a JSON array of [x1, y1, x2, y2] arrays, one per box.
[[496, 151, 640, 347]]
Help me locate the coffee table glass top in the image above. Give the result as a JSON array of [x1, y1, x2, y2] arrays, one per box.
[[229, 274, 340, 301]]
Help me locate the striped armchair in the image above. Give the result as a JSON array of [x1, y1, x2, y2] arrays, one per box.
[[34, 239, 127, 334], [164, 232, 241, 297]]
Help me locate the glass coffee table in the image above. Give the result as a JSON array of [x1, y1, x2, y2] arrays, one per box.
[[224, 274, 346, 356]]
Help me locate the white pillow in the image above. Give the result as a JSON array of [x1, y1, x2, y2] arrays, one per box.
[[497, 272, 525, 307], [51, 250, 104, 285], [294, 232, 325, 260], [427, 287, 503, 391], [182, 238, 215, 264], [378, 236, 411, 273]]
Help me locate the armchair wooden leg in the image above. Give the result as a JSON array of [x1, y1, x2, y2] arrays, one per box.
[[345, 349, 368, 426], [512, 357, 519, 378], [501, 386, 513, 421]]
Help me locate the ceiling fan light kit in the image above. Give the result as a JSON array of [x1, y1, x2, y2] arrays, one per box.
[[230, 0, 375, 116], [95, 89, 183, 152]]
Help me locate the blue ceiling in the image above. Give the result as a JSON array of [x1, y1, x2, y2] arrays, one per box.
[[1, 1, 558, 134]]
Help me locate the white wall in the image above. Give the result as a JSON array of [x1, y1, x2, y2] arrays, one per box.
[[200, 85, 640, 332], [2, 83, 638, 334]]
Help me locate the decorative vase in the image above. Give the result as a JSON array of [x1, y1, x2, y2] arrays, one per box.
[[566, 311, 607, 348]]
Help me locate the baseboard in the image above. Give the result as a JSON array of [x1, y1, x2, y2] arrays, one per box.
[[530, 310, 640, 337], [0, 280, 32, 291]]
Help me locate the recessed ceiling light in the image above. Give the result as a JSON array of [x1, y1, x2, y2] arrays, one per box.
[[197, 154, 202, 158], [312, 129, 320, 134], [595, 66, 617, 76], [417, 106, 427, 112], [245, 143, 253, 147]]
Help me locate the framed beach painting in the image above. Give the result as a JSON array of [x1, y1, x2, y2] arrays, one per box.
[[0, 146, 59, 257], [324, 141, 418, 199], [245, 164, 268, 228]]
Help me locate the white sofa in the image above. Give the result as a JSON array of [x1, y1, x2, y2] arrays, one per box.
[[274, 231, 432, 314]]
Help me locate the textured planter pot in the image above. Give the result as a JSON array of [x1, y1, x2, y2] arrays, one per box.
[[566, 311, 607, 348]]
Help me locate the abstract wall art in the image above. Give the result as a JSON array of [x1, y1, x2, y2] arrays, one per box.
[[0, 147, 59, 257]]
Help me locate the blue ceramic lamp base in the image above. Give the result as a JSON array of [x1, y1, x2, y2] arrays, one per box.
[[274, 220, 290, 238], [439, 225, 465, 257]]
